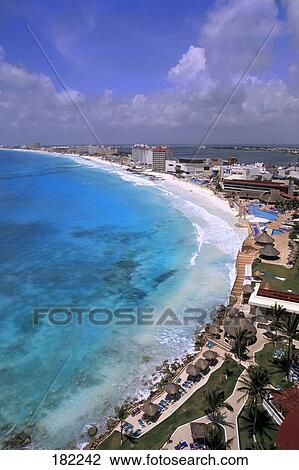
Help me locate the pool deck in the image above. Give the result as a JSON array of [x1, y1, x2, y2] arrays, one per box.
[[246, 204, 291, 267]]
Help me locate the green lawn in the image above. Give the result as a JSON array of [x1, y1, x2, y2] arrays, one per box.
[[238, 405, 278, 450], [255, 342, 295, 388], [253, 257, 299, 294], [97, 362, 243, 450]]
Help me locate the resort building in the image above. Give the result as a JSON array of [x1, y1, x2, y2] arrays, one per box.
[[222, 179, 291, 196], [152, 146, 172, 172], [175, 159, 213, 178], [88, 145, 117, 155], [249, 284, 299, 315], [277, 165, 299, 180], [223, 162, 273, 180], [165, 160, 176, 173], [132, 144, 153, 166]]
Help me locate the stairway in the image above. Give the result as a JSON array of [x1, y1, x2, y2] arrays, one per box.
[[231, 251, 257, 299]]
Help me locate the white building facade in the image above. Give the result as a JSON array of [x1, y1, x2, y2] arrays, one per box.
[[132, 144, 153, 166]]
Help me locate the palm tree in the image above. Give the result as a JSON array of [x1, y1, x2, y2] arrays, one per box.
[[240, 407, 278, 449], [270, 303, 286, 340], [115, 405, 127, 445], [233, 327, 251, 359], [223, 353, 233, 379], [205, 424, 233, 450], [204, 389, 233, 422], [281, 313, 299, 363], [238, 365, 272, 441]]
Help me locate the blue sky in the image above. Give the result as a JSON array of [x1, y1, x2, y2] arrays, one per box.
[[0, 0, 208, 94], [0, 0, 299, 144]]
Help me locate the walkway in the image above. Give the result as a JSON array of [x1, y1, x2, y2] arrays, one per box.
[[116, 344, 225, 436], [231, 244, 258, 300], [162, 328, 268, 450], [163, 370, 248, 450]]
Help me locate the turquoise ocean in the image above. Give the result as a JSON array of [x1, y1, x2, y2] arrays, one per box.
[[0, 149, 244, 448]]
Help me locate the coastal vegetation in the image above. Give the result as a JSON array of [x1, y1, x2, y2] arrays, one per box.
[[238, 365, 272, 441], [205, 424, 232, 450], [255, 343, 289, 388], [238, 405, 278, 449], [97, 362, 243, 450], [233, 327, 252, 359], [204, 389, 233, 422], [115, 405, 127, 445], [280, 313, 299, 363], [270, 304, 286, 340]]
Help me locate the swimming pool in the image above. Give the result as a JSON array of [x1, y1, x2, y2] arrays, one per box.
[[247, 204, 278, 221]]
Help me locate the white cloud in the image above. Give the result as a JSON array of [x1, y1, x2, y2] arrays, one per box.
[[168, 46, 206, 84], [1, 0, 299, 144]]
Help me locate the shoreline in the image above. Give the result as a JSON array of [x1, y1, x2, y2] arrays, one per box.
[[3, 148, 248, 448]]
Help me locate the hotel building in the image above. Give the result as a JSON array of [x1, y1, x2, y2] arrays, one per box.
[[152, 146, 172, 172], [132, 144, 153, 166]]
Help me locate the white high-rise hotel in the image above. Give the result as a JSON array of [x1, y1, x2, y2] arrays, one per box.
[[131, 144, 153, 166], [132, 144, 172, 172]]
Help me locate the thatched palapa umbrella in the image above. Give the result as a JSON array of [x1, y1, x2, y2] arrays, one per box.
[[190, 422, 207, 440], [260, 245, 280, 259], [224, 317, 257, 339], [195, 358, 209, 371], [164, 383, 179, 395], [255, 233, 274, 245], [142, 402, 158, 417], [203, 350, 218, 361], [186, 364, 200, 377]]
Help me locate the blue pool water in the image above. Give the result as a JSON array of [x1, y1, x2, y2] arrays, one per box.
[[247, 204, 278, 221], [0, 149, 242, 449]]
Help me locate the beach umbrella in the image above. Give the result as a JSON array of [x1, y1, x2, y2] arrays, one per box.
[[164, 383, 179, 395], [190, 422, 207, 440], [224, 317, 257, 338], [259, 245, 280, 259], [255, 233, 274, 245], [186, 364, 200, 377], [243, 284, 255, 294], [195, 358, 209, 371], [203, 350, 218, 361], [142, 402, 158, 417]]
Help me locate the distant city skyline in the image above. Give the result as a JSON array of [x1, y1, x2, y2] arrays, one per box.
[[1, 0, 299, 144]]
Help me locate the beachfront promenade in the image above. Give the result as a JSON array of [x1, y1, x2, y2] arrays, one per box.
[[162, 329, 268, 450], [115, 343, 226, 434], [96, 325, 270, 451]]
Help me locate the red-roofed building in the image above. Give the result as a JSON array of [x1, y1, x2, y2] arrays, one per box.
[[276, 404, 299, 449], [223, 178, 298, 200], [272, 387, 299, 416]]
